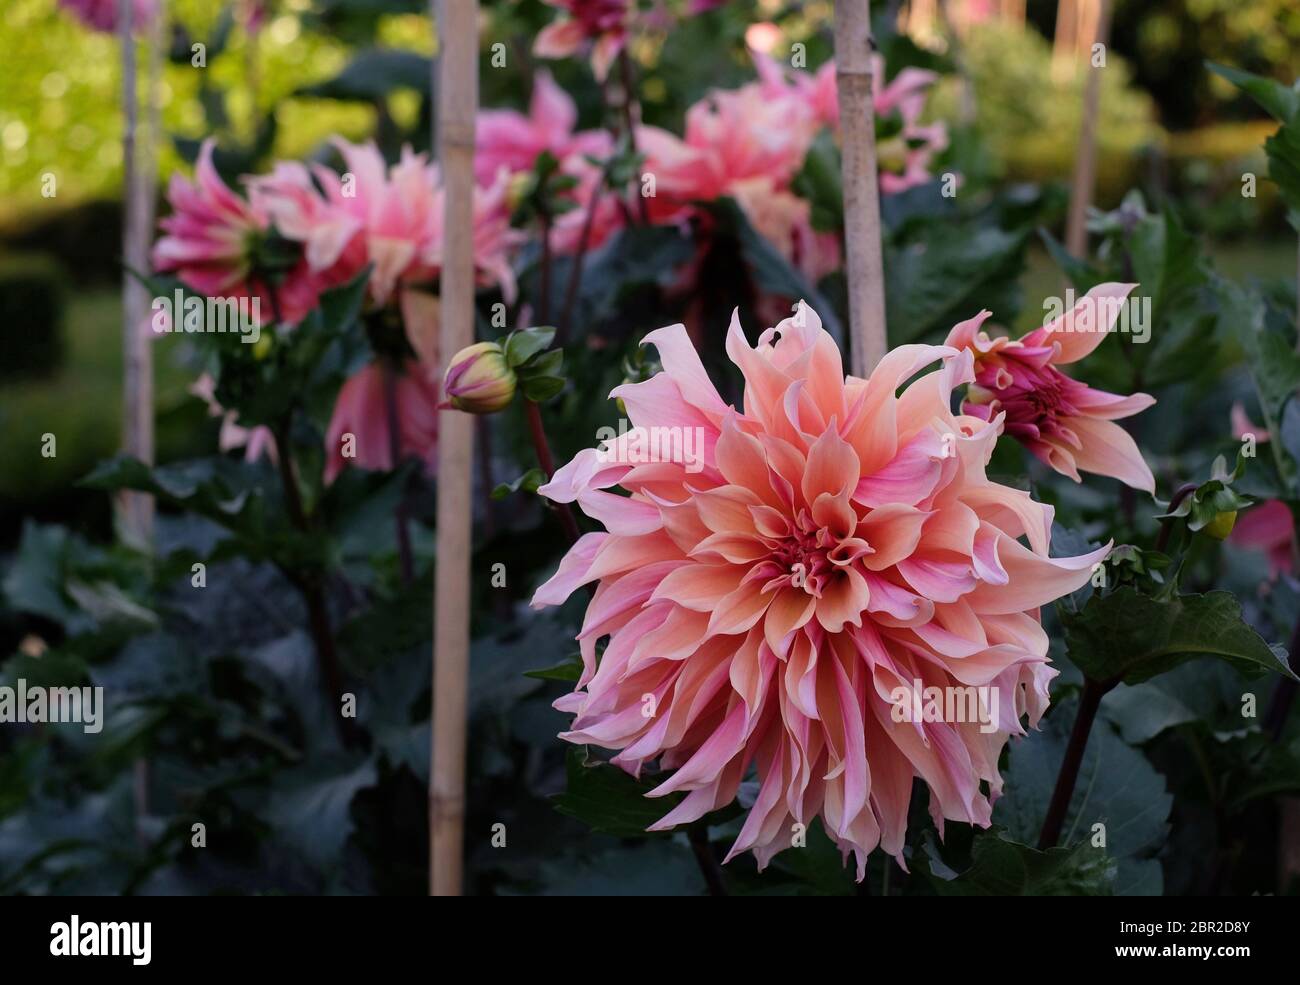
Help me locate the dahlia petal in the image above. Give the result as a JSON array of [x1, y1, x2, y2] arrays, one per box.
[[652, 563, 745, 611], [691, 484, 763, 534], [1061, 416, 1157, 493], [530, 531, 607, 608], [533, 18, 584, 58], [1069, 386, 1157, 420], [814, 567, 870, 633], [964, 536, 1110, 615], [961, 482, 1053, 555], [726, 309, 796, 434], [764, 588, 817, 657], [862, 572, 929, 623], [641, 323, 730, 418], [590, 33, 625, 82], [529, 69, 576, 142], [578, 490, 664, 535], [897, 555, 976, 603], [972, 523, 1010, 585], [646, 784, 731, 831], [1031, 282, 1136, 364], [841, 343, 954, 473], [587, 531, 685, 581], [708, 583, 774, 636], [647, 700, 749, 796], [1231, 500, 1294, 553], [628, 606, 712, 667], [714, 417, 782, 508], [610, 372, 716, 433], [802, 425, 860, 503], [853, 430, 945, 508]]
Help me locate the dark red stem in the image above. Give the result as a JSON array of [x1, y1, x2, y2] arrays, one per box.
[[524, 399, 579, 545], [1038, 676, 1115, 849]]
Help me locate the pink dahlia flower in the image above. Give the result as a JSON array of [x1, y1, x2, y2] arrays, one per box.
[[535, 0, 630, 81], [323, 360, 441, 484], [639, 81, 817, 217], [752, 51, 948, 194], [1230, 501, 1294, 579], [476, 71, 625, 254], [153, 140, 265, 297], [945, 283, 1157, 493], [58, 0, 156, 33], [475, 70, 608, 185], [531, 302, 1109, 876], [152, 140, 321, 325], [635, 81, 821, 281], [249, 139, 519, 306]]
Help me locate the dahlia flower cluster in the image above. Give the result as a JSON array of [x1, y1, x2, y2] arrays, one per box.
[[475, 47, 946, 295], [153, 139, 518, 323], [152, 46, 947, 488], [151, 138, 518, 481], [532, 302, 1111, 876], [635, 50, 945, 281]]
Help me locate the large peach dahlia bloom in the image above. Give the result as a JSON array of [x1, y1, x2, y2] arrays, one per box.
[[532, 304, 1109, 877]]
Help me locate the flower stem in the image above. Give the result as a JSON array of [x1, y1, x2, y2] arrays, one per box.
[[557, 163, 610, 346], [1154, 481, 1199, 555], [688, 822, 728, 896], [383, 359, 415, 585], [272, 418, 359, 748], [1037, 675, 1114, 849], [524, 399, 580, 545], [476, 416, 498, 541], [616, 50, 650, 225], [539, 215, 553, 325]]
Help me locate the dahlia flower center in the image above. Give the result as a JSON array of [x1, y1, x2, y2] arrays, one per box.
[[762, 508, 870, 599], [989, 360, 1079, 434], [1024, 382, 1062, 422]]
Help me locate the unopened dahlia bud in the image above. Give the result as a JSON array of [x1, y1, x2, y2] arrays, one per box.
[[443, 341, 516, 414], [506, 171, 536, 213]]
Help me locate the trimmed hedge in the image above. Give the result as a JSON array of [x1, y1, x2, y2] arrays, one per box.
[[0, 253, 65, 381]]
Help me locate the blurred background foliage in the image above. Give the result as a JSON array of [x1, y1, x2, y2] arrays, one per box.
[[8, 0, 1294, 545]]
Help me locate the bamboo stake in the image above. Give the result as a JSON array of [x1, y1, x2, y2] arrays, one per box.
[[430, 0, 477, 898], [119, 0, 155, 546], [121, 0, 162, 842], [1051, 0, 1078, 82], [1064, 0, 1110, 259], [834, 0, 888, 378]]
